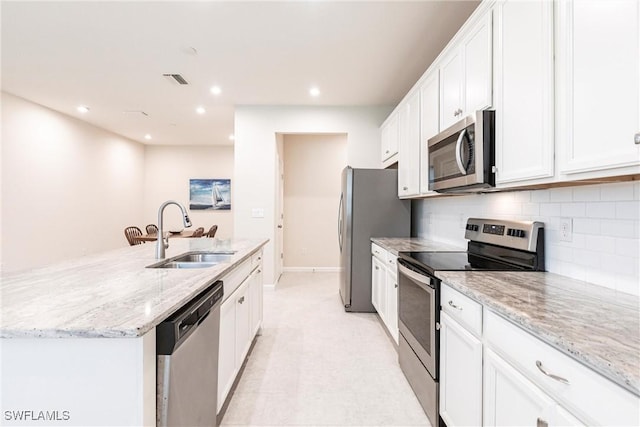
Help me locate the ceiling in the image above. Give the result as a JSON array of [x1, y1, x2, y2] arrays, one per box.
[[1, 1, 479, 146]]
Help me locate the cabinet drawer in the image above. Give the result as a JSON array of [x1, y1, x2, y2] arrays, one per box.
[[441, 283, 482, 337], [251, 250, 263, 271], [484, 309, 639, 426], [371, 243, 388, 263], [220, 259, 252, 302], [387, 253, 397, 271]]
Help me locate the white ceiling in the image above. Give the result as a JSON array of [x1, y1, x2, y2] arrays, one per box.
[[1, 1, 479, 146]]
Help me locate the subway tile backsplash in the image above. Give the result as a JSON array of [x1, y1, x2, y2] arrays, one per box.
[[412, 181, 640, 295]]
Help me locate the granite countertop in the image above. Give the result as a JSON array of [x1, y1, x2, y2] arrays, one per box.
[[437, 270, 640, 397], [0, 238, 268, 339], [371, 237, 464, 255]]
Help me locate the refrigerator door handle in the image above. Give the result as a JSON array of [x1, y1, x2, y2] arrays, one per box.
[[338, 193, 344, 251]]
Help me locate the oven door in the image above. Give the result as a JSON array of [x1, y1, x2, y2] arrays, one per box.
[[397, 259, 438, 379]]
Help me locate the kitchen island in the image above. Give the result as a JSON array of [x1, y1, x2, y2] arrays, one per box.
[[0, 238, 267, 426]]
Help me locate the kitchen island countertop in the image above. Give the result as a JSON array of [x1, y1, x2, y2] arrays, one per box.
[[437, 270, 640, 397], [0, 238, 268, 339]]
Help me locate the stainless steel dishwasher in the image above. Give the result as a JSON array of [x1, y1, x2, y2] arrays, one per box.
[[156, 279, 224, 427]]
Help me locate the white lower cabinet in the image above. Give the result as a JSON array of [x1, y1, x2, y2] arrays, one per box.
[[484, 347, 557, 426], [385, 267, 398, 343], [371, 243, 399, 344], [217, 253, 264, 414], [371, 255, 386, 317], [440, 311, 482, 427], [249, 264, 263, 337], [440, 283, 639, 427]]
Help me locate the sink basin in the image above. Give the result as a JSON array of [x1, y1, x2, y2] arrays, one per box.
[[172, 252, 235, 263], [153, 261, 218, 269], [147, 251, 236, 269]]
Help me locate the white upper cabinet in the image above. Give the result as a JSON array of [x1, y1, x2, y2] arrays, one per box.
[[440, 10, 493, 131], [398, 90, 421, 197], [494, 0, 555, 184], [381, 113, 399, 164], [420, 70, 440, 195], [556, 0, 640, 177]]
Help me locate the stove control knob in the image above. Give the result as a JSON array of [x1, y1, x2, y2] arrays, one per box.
[[517, 229, 526, 238], [507, 228, 514, 236]]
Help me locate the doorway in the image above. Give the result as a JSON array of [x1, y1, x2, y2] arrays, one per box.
[[280, 133, 347, 272]]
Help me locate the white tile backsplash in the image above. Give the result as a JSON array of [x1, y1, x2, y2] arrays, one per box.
[[413, 181, 640, 295]]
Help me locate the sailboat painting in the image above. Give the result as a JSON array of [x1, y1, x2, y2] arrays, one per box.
[[189, 179, 231, 210]]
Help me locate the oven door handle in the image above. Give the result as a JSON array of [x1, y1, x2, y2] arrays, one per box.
[[455, 128, 468, 175], [398, 262, 435, 292]]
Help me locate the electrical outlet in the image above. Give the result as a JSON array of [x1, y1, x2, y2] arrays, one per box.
[[560, 217, 573, 242]]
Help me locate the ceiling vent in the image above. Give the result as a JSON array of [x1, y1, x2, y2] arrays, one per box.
[[123, 110, 149, 116], [163, 73, 189, 85]]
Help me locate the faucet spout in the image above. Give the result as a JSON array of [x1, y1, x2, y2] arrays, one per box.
[[155, 200, 192, 259]]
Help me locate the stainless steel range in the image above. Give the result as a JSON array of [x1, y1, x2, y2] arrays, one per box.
[[396, 218, 545, 427]]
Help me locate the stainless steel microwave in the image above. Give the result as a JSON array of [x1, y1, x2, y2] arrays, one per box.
[[428, 110, 495, 193]]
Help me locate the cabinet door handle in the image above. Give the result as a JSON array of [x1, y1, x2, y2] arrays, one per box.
[[238, 296, 245, 304], [635, 132, 640, 144], [375, 266, 379, 270], [536, 418, 549, 427], [535, 360, 570, 384], [448, 300, 463, 310], [394, 283, 398, 288]]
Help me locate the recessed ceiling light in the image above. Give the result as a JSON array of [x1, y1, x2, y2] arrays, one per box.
[[210, 86, 222, 95], [77, 105, 90, 113], [309, 87, 320, 97], [144, 134, 152, 140], [229, 134, 235, 141], [196, 106, 206, 114]]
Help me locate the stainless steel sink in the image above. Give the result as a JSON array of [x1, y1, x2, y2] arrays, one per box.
[[172, 252, 235, 263], [153, 261, 218, 269], [147, 251, 236, 269]]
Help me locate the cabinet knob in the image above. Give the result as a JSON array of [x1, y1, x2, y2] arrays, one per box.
[[394, 283, 398, 288], [403, 186, 408, 191], [238, 296, 245, 304], [385, 150, 390, 154], [536, 418, 549, 427], [635, 132, 640, 144], [375, 266, 379, 270]]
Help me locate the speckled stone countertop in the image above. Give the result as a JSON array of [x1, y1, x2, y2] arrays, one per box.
[[371, 237, 464, 255], [0, 238, 267, 339], [437, 271, 640, 396]]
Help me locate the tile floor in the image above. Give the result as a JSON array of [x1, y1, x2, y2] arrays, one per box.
[[220, 272, 431, 426]]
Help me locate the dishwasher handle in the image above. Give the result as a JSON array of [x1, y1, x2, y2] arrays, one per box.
[[157, 279, 224, 355]]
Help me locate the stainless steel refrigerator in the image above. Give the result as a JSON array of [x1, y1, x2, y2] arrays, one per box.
[[338, 166, 411, 312]]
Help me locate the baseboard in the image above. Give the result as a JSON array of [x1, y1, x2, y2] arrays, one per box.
[[282, 267, 342, 273]]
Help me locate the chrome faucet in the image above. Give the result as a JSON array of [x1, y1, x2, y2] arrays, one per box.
[[155, 200, 192, 259]]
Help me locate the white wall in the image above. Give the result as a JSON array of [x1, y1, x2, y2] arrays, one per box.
[[143, 145, 234, 239], [1, 92, 145, 272], [413, 181, 640, 295], [283, 134, 347, 270], [234, 105, 391, 286]]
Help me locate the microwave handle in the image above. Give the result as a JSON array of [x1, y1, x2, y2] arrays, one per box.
[[455, 129, 468, 175]]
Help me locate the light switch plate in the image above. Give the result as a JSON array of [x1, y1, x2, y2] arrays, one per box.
[[251, 208, 265, 218]]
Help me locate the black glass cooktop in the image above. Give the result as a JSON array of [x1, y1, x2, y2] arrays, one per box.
[[399, 251, 528, 275]]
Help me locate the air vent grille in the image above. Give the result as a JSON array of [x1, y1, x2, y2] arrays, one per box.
[[163, 73, 189, 85]]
